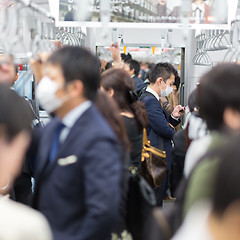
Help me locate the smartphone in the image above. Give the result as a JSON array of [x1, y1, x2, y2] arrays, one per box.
[[179, 107, 185, 113]]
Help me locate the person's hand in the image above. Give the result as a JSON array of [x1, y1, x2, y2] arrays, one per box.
[[172, 105, 185, 118], [29, 52, 50, 84], [109, 43, 121, 63], [101, 59, 107, 70], [50, 40, 63, 49], [0, 131, 30, 195], [172, 85, 179, 96]]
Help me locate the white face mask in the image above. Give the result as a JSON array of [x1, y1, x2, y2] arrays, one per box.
[[160, 81, 173, 97], [36, 76, 67, 113]]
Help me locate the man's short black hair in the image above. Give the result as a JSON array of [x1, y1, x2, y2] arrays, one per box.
[[174, 75, 180, 90], [121, 53, 132, 62], [149, 62, 175, 84], [47, 46, 100, 100], [126, 59, 140, 76], [188, 89, 198, 113], [198, 63, 240, 131]]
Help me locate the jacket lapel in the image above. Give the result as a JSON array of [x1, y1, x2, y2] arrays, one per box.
[[41, 106, 93, 175], [142, 91, 169, 120]]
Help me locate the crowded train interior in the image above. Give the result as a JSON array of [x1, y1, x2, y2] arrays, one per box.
[[0, 0, 240, 240]]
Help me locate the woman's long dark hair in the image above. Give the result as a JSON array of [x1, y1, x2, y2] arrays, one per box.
[[94, 90, 130, 151], [101, 68, 149, 129]]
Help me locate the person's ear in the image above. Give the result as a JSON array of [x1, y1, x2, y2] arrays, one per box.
[[223, 108, 240, 130], [156, 77, 163, 85], [68, 80, 84, 98], [130, 68, 135, 75], [107, 88, 114, 98]]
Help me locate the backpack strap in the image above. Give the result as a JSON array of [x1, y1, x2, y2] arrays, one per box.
[[139, 90, 155, 101]]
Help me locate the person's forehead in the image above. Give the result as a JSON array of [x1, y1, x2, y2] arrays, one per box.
[[165, 74, 175, 85], [0, 54, 14, 64], [46, 62, 61, 70], [45, 63, 63, 75]]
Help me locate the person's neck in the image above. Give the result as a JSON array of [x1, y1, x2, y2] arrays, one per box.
[[56, 98, 87, 119], [148, 84, 161, 97]]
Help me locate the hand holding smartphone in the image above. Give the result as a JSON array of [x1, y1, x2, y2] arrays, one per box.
[[179, 107, 185, 113]]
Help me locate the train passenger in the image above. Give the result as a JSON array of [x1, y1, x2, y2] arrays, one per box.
[[173, 134, 240, 240], [124, 59, 145, 92], [170, 63, 240, 238], [139, 62, 185, 205], [30, 46, 122, 240], [0, 53, 33, 205], [101, 68, 148, 174], [0, 85, 52, 240]]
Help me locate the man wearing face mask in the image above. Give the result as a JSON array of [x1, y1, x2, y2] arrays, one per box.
[[30, 46, 122, 240], [140, 62, 185, 205]]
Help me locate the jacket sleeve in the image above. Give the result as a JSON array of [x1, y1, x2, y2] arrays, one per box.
[[78, 138, 122, 240], [169, 115, 181, 127], [26, 126, 43, 176], [143, 97, 175, 139]]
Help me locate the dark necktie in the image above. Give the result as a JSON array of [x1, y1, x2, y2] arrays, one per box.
[[49, 122, 65, 164]]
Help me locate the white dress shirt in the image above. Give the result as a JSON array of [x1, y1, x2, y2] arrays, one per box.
[[59, 101, 92, 144]]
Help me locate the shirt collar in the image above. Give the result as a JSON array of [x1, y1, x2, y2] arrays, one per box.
[[62, 101, 92, 129], [146, 86, 160, 101]]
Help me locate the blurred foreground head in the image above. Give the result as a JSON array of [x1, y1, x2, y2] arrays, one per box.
[[37, 46, 100, 116], [0, 85, 33, 140], [0, 85, 33, 193], [198, 63, 240, 132], [209, 135, 240, 240]]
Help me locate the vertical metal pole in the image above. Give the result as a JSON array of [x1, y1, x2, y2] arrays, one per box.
[[100, 0, 111, 39], [180, 47, 185, 107]]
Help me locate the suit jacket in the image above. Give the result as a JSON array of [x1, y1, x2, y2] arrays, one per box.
[[140, 92, 180, 169], [32, 104, 122, 240], [132, 76, 145, 92]]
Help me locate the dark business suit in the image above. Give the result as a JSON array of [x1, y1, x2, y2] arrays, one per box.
[[32, 104, 122, 240], [140, 91, 180, 169], [132, 75, 145, 92], [140, 91, 180, 204]]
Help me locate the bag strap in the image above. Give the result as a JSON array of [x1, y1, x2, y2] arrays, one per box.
[[139, 90, 154, 101], [143, 128, 149, 147], [140, 91, 165, 151]]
